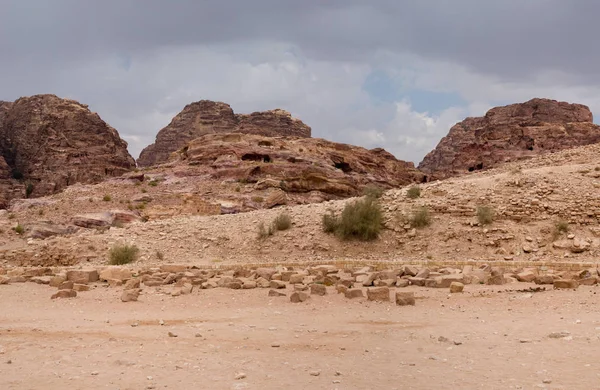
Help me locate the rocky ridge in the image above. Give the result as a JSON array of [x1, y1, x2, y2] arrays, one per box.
[[0, 94, 135, 206], [419, 98, 600, 178], [137, 101, 312, 167]]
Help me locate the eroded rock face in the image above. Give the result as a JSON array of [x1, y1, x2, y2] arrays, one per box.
[[170, 132, 425, 197], [419, 98, 600, 178], [137, 100, 311, 167], [0, 94, 135, 203]]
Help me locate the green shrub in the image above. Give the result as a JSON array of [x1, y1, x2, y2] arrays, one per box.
[[273, 213, 292, 231], [409, 207, 431, 228], [476, 205, 495, 225], [406, 186, 421, 199], [362, 185, 384, 199], [102, 195, 112, 202], [108, 243, 139, 265], [323, 197, 382, 241], [148, 180, 159, 187], [13, 224, 24, 235], [25, 183, 34, 198]]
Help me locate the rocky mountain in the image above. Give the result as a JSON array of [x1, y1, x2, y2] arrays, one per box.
[[137, 100, 311, 167], [0, 94, 135, 206], [419, 98, 600, 178]]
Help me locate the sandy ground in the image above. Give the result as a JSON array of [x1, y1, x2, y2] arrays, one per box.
[[1, 283, 600, 390]]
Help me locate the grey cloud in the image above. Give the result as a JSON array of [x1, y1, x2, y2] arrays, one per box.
[[2, 0, 597, 81]]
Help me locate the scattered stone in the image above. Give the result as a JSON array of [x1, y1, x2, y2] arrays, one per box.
[[310, 284, 327, 296], [548, 331, 571, 339], [168, 332, 178, 338], [553, 279, 579, 290], [73, 283, 90, 292], [51, 289, 77, 299], [366, 287, 390, 302], [344, 289, 364, 299], [309, 370, 321, 377], [449, 282, 464, 293], [124, 278, 141, 289], [268, 289, 286, 297], [234, 372, 247, 380], [121, 289, 141, 302], [66, 270, 99, 284], [395, 292, 416, 306], [290, 291, 310, 303], [58, 281, 74, 290], [269, 280, 286, 289]]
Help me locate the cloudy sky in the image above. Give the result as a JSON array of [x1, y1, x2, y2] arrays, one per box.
[[1, 0, 598, 163]]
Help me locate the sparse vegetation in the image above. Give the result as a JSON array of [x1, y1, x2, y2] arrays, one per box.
[[8, 214, 15, 220], [25, 182, 34, 198], [235, 185, 241, 192], [251, 196, 264, 203], [13, 224, 24, 235], [102, 195, 112, 202], [476, 205, 495, 225], [273, 213, 292, 231], [257, 212, 293, 239], [322, 197, 382, 241], [362, 185, 384, 199], [141, 188, 147, 193], [148, 180, 159, 187], [257, 221, 273, 239], [38, 209, 44, 216], [406, 185, 421, 199], [11, 169, 23, 180], [510, 167, 522, 175], [553, 219, 569, 239], [108, 243, 139, 265], [156, 250, 164, 261], [409, 207, 431, 229]]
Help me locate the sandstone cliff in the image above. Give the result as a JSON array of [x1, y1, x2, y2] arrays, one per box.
[[171, 132, 424, 199], [0, 94, 135, 204], [419, 98, 600, 178], [137, 101, 311, 167]]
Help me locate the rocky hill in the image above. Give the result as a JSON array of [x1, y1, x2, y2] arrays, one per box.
[[0, 95, 135, 207], [419, 98, 600, 178], [137, 100, 311, 167]]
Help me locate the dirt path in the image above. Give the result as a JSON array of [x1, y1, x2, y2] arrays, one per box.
[[1, 283, 599, 390]]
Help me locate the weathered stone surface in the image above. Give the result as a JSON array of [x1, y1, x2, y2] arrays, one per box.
[[27, 223, 78, 239], [73, 283, 90, 292], [553, 279, 579, 290], [121, 288, 141, 302], [435, 274, 465, 288], [344, 288, 364, 299], [395, 291, 416, 306], [419, 98, 600, 178], [268, 289, 286, 297], [290, 291, 310, 303], [168, 133, 425, 199], [66, 270, 99, 284], [310, 284, 327, 296], [51, 289, 77, 299], [0, 94, 134, 204], [71, 210, 140, 229], [449, 282, 464, 293], [99, 267, 132, 282], [534, 275, 555, 285], [58, 281, 74, 290], [138, 100, 311, 167], [269, 280, 286, 289], [366, 287, 390, 302], [516, 271, 537, 283], [124, 278, 141, 289]]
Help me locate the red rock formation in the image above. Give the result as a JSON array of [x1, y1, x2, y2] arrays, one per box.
[[419, 98, 600, 178], [0, 94, 135, 203], [171, 132, 424, 199], [138, 100, 311, 167]]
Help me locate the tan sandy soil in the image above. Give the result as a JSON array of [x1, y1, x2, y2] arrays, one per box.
[[1, 282, 599, 390]]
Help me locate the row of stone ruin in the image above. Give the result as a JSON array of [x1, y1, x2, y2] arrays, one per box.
[[0, 263, 591, 303]]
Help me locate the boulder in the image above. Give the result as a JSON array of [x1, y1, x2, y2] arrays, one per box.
[[366, 287, 390, 302], [99, 267, 132, 282], [310, 284, 327, 296], [553, 279, 579, 290], [66, 270, 99, 284], [449, 282, 464, 293], [51, 289, 77, 299], [290, 291, 310, 303], [121, 288, 141, 302]]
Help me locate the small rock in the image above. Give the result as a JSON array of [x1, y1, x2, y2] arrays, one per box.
[[168, 332, 178, 338], [310, 284, 327, 296], [268, 289, 286, 297], [290, 291, 310, 303], [121, 289, 141, 302], [553, 279, 579, 290], [309, 370, 321, 377], [395, 291, 416, 306], [449, 282, 464, 293], [51, 289, 77, 299], [548, 331, 571, 339], [344, 289, 364, 299], [234, 372, 247, 380], [366, 287, 390, 302]]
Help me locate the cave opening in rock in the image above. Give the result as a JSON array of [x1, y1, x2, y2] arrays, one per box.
[[333, 161, 352, 173], [242, 153, 272, 163], [468, 163, 484, 172]]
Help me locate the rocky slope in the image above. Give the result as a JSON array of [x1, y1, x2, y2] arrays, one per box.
[[137, 101, 311, 167], [419, 98, 600, 178], [0, 94, 135, 205]]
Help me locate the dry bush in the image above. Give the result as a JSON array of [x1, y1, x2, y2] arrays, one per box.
[[108, 244, 139, 265], [409, 207, 431, 228], [362, 185, 384, 199], [102, 194, 112, 202], [406, 186, 421, 199], [273, 213, 292, 231], [476, 205, 495, 225]]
